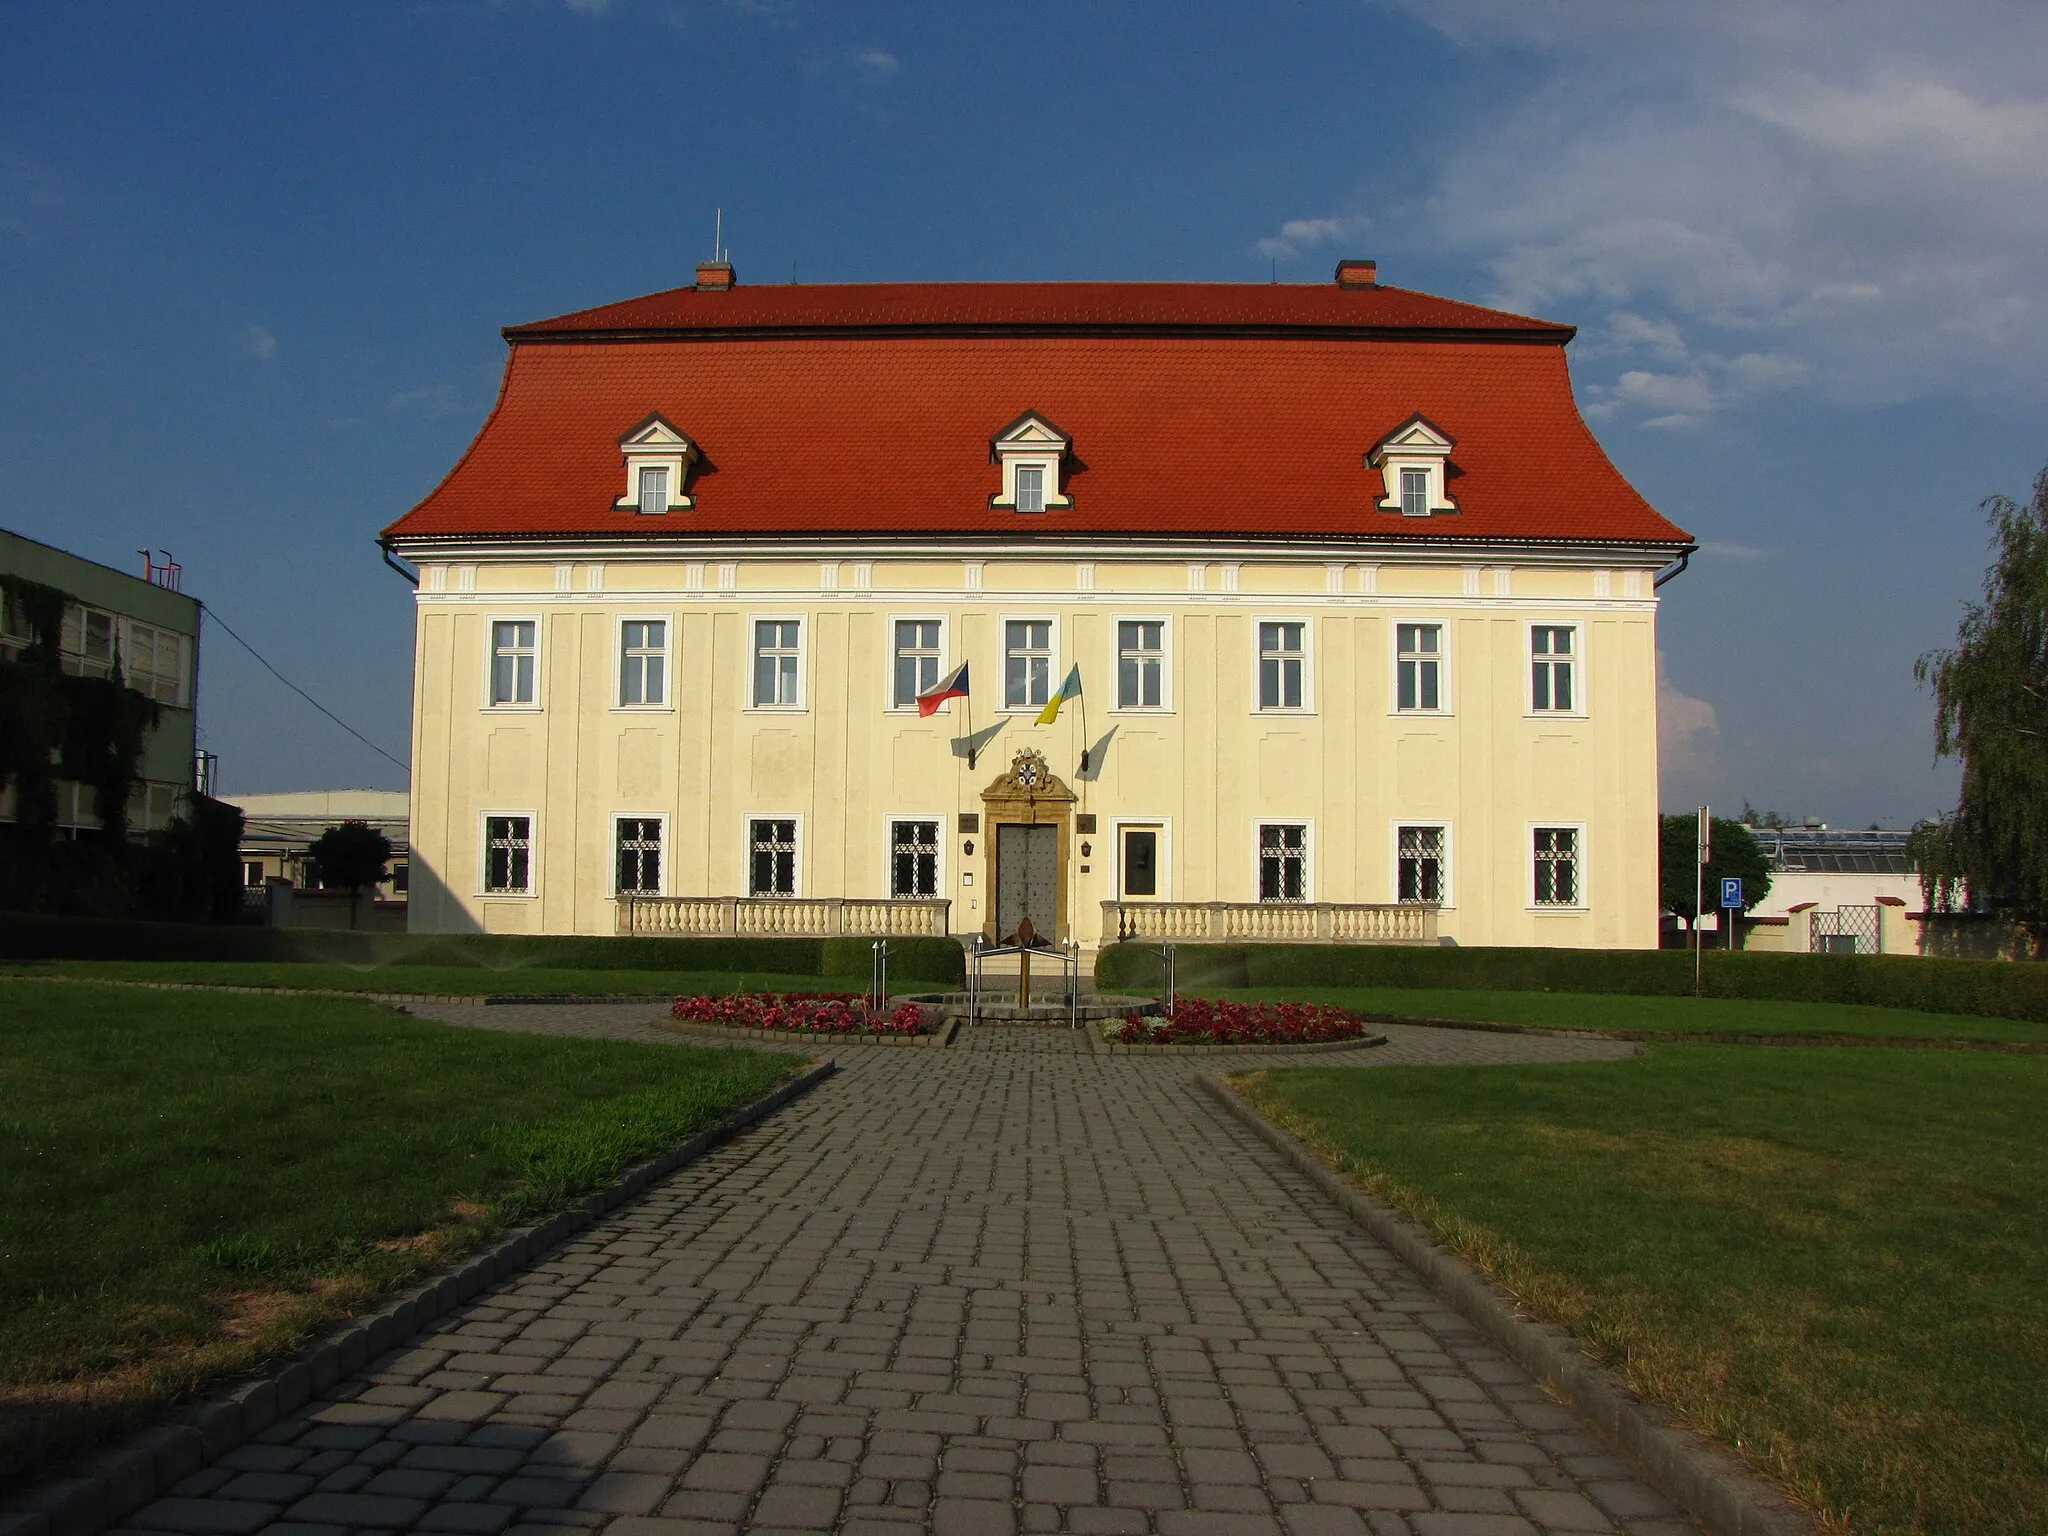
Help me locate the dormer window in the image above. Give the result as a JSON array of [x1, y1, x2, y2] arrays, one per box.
[[1400, 468, 1428, 518], [638, 467, 669, 515], [1369, 415, 1457, 518], [989, 411, 1072, 513], [615, 415, 697, 513]]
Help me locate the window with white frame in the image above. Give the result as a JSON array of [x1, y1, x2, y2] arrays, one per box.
[[1396, 623, 1442, 712], [619, 619, 667, 707], [890, 819, 940, 897], [124, 621, 188, 706], [752, 620, 802, 708], [1258, 823, 1308, 901], [615, 817, 662, 895], [1258, 622, 1306, 710], [490, 621, 537, 706], [750, 818, 797, 896], [0, 588, 32, 658], [636, 466, 669, 516], [1014, 464, 1047, 515], [59, 605, 116, 679], [484, 815, 532, 894], [893, 620, 942, 708], [1531, 625, 1577, 712], [1400, 468, 1430, 519], [1397, 825, 1447, 903], [1005, 619, 1053, 708], [1533, 827, 1580, 905], [1117, 620, 1164, 709]]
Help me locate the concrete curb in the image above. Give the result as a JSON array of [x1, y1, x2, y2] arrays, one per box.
[[1196, 1073, 1814, 1536], [1091, 1030, 1389, 1056], [654, 1016, 958, 1048], [0, 1058, 838, 1536]]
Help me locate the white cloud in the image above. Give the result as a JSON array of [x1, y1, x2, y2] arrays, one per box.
[[1379, 0, 2048, 424], [854, 48, 900, 80], [242, 325, 278, 361], [562, 0, 613, 13], [1256, 216, 1369, 260], [1657, 651, 1720, 782], [1700, 541, 1764, 560]]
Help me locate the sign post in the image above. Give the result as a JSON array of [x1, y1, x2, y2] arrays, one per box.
[[1694, 807, 1710, 995], [1721, 876, 1744, 952]]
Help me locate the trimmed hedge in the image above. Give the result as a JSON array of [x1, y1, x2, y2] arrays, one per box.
[[1093, 941, 2048, 1023], [0, 912, 965, 983]]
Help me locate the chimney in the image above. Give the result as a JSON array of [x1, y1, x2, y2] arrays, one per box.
[[695, 261, 736, 292], [1335, 258, 1378, 288]]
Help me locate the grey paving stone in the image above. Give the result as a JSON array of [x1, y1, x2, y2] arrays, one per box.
[[130, 1499, 277, 1535], [245, 1011, 1697, 1536]]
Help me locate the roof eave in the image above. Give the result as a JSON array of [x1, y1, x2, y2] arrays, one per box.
[[498, 320, 1579, 347]]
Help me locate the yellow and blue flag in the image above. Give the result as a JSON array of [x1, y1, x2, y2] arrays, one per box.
[[1036, 664, 1082, 725]]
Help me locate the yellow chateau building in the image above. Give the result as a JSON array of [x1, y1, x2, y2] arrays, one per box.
[[382, 261, 1692, 950]]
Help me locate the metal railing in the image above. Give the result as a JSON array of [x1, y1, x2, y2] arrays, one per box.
[[616, 895, 952, 939], [1103, 899, 1438, 944], [968, 933, 1081, 1029]]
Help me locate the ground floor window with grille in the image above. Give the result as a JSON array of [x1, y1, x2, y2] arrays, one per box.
[[1533, 826, 1580, 905], [1397, 825, 1446, 903], [750, 818, 798, 896], [485, 815, 532, 894], [1258, 823, 1308, 901], [616, 817, 662, 895], [890, 819, 939, 897]]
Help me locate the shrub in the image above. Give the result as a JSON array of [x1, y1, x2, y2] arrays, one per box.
[[1094, 941, 2048, 1023], [0, 913, 967, 983]]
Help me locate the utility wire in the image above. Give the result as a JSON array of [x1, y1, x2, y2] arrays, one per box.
[[200, 604, 412, 774]]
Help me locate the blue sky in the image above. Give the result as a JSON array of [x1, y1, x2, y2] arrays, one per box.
[[3, 0, 2043, 826]]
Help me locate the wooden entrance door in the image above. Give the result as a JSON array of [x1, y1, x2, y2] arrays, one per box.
[[995, 822, 1059, 942]]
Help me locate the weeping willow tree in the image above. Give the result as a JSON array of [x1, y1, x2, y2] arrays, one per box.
[[1911, 465, 2048, 940]]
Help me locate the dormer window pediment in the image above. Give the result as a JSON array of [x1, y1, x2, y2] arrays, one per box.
[[1368, 414, 1458, 517], [616, 415, 699, 513], [990, 411, 1073, 513]]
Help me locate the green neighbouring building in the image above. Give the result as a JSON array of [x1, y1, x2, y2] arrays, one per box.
[[0, 527, 202, 836]]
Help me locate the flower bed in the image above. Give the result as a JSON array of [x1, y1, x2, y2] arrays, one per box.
[[1110, 998, 1365, 1046], [670, 991, 930, 1036]]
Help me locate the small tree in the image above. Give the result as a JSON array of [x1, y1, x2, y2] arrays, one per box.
[[1659, 815, 1772, 930], [1913, 465, 2048, 943], [307, 820, 393, 930]]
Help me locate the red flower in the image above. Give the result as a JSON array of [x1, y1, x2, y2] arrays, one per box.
[[670, 991, 932, 1035], [1112, 998, 1362, 1045]]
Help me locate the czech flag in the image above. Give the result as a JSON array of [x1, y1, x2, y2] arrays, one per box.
[[1036, 664, 1083, 725], [916, 661, 970, 717]]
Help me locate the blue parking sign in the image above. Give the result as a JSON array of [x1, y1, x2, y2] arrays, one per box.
[[1720, 877, 1744, 909]]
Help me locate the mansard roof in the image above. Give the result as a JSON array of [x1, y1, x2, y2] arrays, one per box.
[[384, 278, 1689, 548]]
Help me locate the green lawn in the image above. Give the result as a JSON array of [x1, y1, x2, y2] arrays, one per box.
[[0, 959, 865, 997], [1205, 984, 2048, 1043], [1240, 1047, 2048, 1536], [0, 979, 798, 1485]]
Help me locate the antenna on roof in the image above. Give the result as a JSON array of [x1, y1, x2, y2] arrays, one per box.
[[1270, 257, 1277, 284], [713, 208, 723, 262]]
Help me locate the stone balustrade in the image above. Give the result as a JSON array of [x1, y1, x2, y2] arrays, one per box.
[[616, 895, 953, 939], [1100, 899, 1437, 945]]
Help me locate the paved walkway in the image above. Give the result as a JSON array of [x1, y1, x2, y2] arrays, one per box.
[[126, 1010, 1696, 1536]]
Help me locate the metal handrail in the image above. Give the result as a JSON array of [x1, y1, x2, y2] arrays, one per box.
[[967, 934, 1081, 1029]]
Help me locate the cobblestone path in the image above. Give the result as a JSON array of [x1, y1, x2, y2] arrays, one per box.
[[127, 1012, 1694, 1536]]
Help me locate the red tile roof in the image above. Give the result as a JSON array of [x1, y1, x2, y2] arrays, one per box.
[[385, 281, 1689, 548], [502, 279, 1576, 341]]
